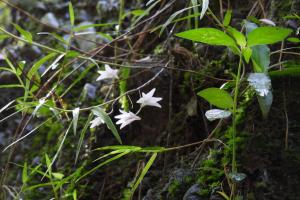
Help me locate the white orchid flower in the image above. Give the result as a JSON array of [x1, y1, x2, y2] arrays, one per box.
[[137, 88, 162, 108], [248, 73, 271, 97], [115, 110, 141, 129], [205, 109, 231, 121], [90, 117, 104, 129], [96, 64, 119, 81]]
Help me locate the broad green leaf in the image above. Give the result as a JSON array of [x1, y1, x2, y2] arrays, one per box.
[[129, 153, 157, 198], [227, 27, 246, 47], [247, 27, 292, 46], [68, 2, 75, 26], [223, 10, 232, 26], [13, 23, 32, 43], [176, 28, 237, 47], [92, 107, 122, 144], [242, 47, 252, 63], [244, 21, 270, 72], [198, 87, 234, 109], [251, 45, 270, 72], [269, 67, 300, 77]]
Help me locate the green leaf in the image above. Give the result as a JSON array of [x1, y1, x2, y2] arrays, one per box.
[[95, 145, 141, 151], [22, 162, 28, 184], [45, 154, 52, 175], [223, 10, 232, 27], [25, 53, 57, 100], [251, 45, 270, 73], [247, 27, 292, 46], [269, 67, 300, 77], [13, 23, 32, 43], [198, 87, 234, 109], [92, 107, 122, 144], [227, 26, 246, 47], [52, 172, 64, 180], [176, 28, 237, 47], [129, 153, 157, 198], [287, 37, 300, 43], [242, 47, 252, 63], [68, 2, 75, 26], [73, 190, 77, 200], [77, 151, 129, 182], [75, 114, 92, 165]]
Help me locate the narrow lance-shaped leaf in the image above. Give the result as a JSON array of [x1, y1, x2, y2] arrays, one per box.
[[198, 87, 234, 109], [13, 23, 32, 43], [75, 113, 93, 165], [68, 2, 75, 26], [223, 10, 232, 27], [176, 28, 237, 47], [129, 153, 157, 198], [22, 162, 28, 184], [92, 107, 122, 144]]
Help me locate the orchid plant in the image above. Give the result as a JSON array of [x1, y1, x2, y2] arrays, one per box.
[[176, 15, 293, 199]]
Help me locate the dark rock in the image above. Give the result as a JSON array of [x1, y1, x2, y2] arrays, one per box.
[[183, 184, 202, 200]]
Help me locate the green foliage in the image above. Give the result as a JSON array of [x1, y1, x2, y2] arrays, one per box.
[[176, 28, 237, 47], [68, 2, 75, 26], [198, 87, 234, 109], [13, 23, 33, 43], [92, 107, 122, 144], [247, 27, 292, 46], [223, 10, 232, 27]]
